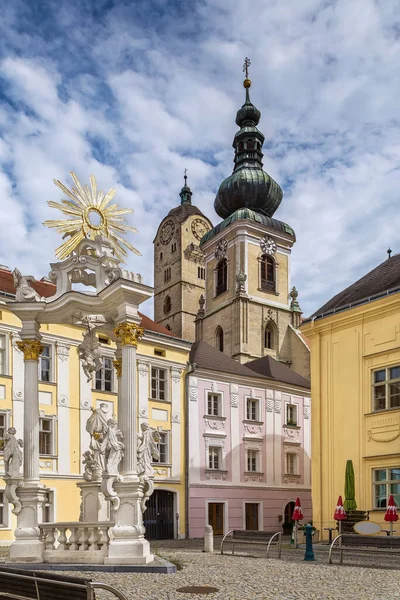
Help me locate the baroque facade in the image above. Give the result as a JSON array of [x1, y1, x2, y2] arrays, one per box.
[[301, 254, 400, 540]]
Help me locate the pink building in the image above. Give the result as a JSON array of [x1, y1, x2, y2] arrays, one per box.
[[187, 341, 311, 537]]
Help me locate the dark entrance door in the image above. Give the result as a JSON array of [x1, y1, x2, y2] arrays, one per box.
[[245, 503, 259, 530], [143, 490, 174, 540], [208, 503, 224, 535], [283, 501, 295, 534]]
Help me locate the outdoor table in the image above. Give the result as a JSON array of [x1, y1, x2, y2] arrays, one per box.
[[324, 527, 338, 544]]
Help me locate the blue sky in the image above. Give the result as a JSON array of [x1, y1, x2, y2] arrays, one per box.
[[0, 0, 399, 318]]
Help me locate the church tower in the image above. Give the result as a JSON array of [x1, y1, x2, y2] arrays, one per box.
[[153, 175, 213, 340], [196, 60, 309, 378]]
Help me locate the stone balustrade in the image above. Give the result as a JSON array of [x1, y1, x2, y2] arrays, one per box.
[[39, 521, 114, 564]]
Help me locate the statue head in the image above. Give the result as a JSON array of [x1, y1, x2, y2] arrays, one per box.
[[99, 402, 109, 413], [12, 269, 21, 286], [7, 427, 17, 437], [140, 422, 149, 432]]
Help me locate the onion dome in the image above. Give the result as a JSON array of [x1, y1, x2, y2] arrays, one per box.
[[179, 169, 193, 205], [214, 76, 283, 220]]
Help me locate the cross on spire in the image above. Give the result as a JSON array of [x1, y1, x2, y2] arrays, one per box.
[[243, 57, 251, 79], [184, 168, 188, 185]]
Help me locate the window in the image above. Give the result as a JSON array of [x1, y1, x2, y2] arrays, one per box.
[[260, 255, 275, 291], [151, 367, 167, 401], [198, 266, 205, 280], [216, 326, 224, 353], [164, 268, 171, 283], [373, 468, 400, 508], [0, 491, 7, 527], [0, 335, 6, 375], [42, 490, 55, 523], [39, 418, 53, 455], [216, 259, 227, 295], [208, 446, 221, 470], [286, 404, 298, 426], [247, 450, 258, 472], [372, 366, 400, 411], [171, 243, 177, 253], [286, 453, 297, 475], [160, 252, 163, 260], [246, 398, 259, 421], [264, 323, 274, 349], [95, 357, 113, 392], [40, 345, 52, 382], [207, 393, 222, 417], [0, 413, 6, 451], [163, 295, 171, 314], [152, 432, 169, 464], [98, 335, 110, 345]]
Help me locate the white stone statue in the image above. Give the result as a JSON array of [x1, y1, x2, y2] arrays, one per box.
[[12, 268, 43, 302], [77, 315, 106, 382], [3, 427, 24, 515], [101, 418, 124, 511], [82, 450, 97, 482], [137, 423, 160, 512], [85, 403, 109, 480]]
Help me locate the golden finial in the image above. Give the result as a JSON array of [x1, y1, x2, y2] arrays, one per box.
[[243, 57, 251, 88]]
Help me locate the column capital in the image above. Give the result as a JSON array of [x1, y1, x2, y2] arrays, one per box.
[[114, 322, 144, 347], [17, 339, 44, 361], [113, 359, 122, 378]]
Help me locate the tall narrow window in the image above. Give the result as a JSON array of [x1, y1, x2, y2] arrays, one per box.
[[216, 259, 227, 295], [247, 450, 258, 472], [208, 447, 221, 470], [0, 335, 6, 375], [207, 393, 221, 417], [198, 266, 205, 279], [0, 413, 6, 450], [164, 268, 171, 283], [260, 255, 275, 291], [152, 432, 169, 464], [246, 398, 259, 421], [39, 418, 53, 455], [40, 345, 52, 382], [216, 327, 224, 353], [151, 367, 167, 401], [163, 295, 171, 314], [286, 453, 297, 475], [95, 358, 113, 392], [264, 323, 274, 349]]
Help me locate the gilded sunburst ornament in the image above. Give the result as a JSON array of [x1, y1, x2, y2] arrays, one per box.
[[43, 171, 141, 261]]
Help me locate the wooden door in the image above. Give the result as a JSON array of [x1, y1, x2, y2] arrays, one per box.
[[245, 503, 259, 530], [208, 503, 224, 535]]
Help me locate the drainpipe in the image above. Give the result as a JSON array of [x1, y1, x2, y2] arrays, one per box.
[[185, 361, 196, 539]]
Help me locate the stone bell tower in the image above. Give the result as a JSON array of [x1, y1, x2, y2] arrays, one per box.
[[195, 59, 309, 378], [153, 175, 213, 341]]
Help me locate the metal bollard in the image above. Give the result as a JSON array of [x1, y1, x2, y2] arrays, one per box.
[[204, 524, 214, 553], [304, 523, 315, 561]]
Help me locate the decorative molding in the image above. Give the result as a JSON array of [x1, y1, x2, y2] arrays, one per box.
[[244, 423, 263, 435], [230, 384, 239, 394], [172, 412, 180, 424], [211, 382, 217, 393], [189, 386, 198, 402], [204, 418, 225, 430], [57, 395, 69, 407], [114, 322, 144, 347], [80, 398, 91, 410], [244, 474, 263, 483], [303, 405, 310, 419], [274, 399, 281, 413], [113, 359, 122, 378], [230, 393, 239, 408], [171, 367, 182, 383], [56, 343, 70, 362], [205, 471, 227, 481], [283, 426, 300, 439], [17, 339, 44, 361], [138, 361, 149, 377], [10, 333, 22, 352], [266, 399, 274, 412], [139, 407, 149, 419], [13, 390, 24, 402], [367, 426, 400, 443]]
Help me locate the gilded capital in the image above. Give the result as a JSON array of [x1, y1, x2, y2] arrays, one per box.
[[113, 359, 122, 378], [17, 339, 44, 361], [114, 322, 144, 347]]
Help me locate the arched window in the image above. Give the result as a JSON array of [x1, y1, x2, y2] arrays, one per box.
[[163, 295, 171, 314], [216, 259, 228, 295], [216, 326, 224, 352], [264, 323, 274, 349], [260, 255, 275, 291]]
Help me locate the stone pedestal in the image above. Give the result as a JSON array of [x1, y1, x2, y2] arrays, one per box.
[[104, 479, 153, 565], [7, 484, 48, 563], [77, 481, 109, 522]]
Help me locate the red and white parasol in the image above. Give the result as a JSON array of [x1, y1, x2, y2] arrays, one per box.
[[292, 497, 303, 521], [384, 494, 398, 536], [334, 495, 347, 535]]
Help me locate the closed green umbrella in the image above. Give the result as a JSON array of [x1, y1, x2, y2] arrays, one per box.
[[344, 460, 357, 512]]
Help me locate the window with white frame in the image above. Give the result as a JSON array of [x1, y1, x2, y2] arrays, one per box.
[[42, 490, 55, 523], [247, 449, 259, 472], [208, 446, 221, 470], [372, 366, 400, 411], [151, 367, 167, 401], [40, 345, 52, 382], [0, 491, 8, 527], [246, 397, 260, 421], [373, 467, 400, 508], [286, 453, 297, 475], [152, 432, 169, 464], [0, 335, 6, 375], [286, 404, 298, 426], [207, 393, 222, 417], [0, 412, 7, 451], [39, 417, 53, 455], [95, 357, 113, 392]]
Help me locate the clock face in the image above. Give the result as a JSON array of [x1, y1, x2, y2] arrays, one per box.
[[260, 236, 276, 255], [160, 220, 175, 245], [215, 238, 228, 260], [191, 218, 210, 241]]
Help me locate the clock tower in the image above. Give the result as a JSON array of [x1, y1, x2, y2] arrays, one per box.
[[153, 175, 213, 340]]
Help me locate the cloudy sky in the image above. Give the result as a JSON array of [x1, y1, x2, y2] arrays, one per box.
[[0, 0, 399, 318]]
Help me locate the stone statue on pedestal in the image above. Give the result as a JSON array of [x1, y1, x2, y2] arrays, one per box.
[[77, 315, 106, 382], [101, 418, 124, 511], [12, 269, 43, 302], [84, 403, 109, 481], [137, 423, 160, 512], [3, 427, 24, 514]]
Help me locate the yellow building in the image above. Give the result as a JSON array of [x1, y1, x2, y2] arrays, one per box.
[[301, 255, 400, 538], [0, 265, 190, 543]]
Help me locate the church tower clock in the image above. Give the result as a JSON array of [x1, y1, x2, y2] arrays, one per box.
[[153, 174, 213, 341]]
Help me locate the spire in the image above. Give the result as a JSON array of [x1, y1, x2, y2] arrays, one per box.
[[180, 168, 192, 205]]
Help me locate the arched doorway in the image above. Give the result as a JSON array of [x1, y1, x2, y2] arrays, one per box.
[[143, 490, 175, 540], [283, 501, 295, 535]]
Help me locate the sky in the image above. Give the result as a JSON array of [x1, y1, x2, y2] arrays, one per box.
[[0, 0, 399, 318]]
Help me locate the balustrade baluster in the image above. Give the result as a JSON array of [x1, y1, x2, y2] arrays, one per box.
[[87, 527, 98, 551], [69, 526, 79, 551], [57, 527, 67, 550]]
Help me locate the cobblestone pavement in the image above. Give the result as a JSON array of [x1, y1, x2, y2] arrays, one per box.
[[50, 542, 399, 600]]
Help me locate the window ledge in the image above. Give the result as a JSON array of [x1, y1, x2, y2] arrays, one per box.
[[149, 397, 171, 404], [365, 407, 400, 416], [39, 455, 57, 459], [92, 389, 118, 396], [245, 471, 264, 476], [205, 469, 228, 474], [0, 374, 12, 380], [284, 473, 300, 478], [258, 287, 279, 296], [203, 415, 226, 421], [152, 462, 172, 467], [39, 381, 57, 387], [243, 419, 264, 426], [284, 424, 300, 429]]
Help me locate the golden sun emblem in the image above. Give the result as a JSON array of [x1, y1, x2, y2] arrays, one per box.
[[43, 171, 141, 261]]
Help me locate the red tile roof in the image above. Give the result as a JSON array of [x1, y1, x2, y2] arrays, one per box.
[[0, 266, 175, 338]]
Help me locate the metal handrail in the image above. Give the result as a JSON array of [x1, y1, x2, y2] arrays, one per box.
[[220, 529, 235, 555], [328, 533, 343, 564], [267, 532, 282, 558], [221, 529, 282, 557]]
